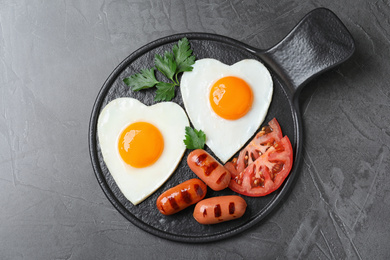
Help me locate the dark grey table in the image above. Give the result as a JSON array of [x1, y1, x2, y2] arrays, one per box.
[[1, 1, 389, 259]]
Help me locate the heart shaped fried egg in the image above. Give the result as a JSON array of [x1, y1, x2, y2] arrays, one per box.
[[97, 98, 189, 205], [180, 58, 273, 163]]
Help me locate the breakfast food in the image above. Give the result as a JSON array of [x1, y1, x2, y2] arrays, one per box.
[[180, 58, 273, 163], [97, 97, 189, 205], [96, 36, 295, 230], [123, 37, 195, 102], [187, 149, 231, 191], [225, 118, 283, 175], [156, 178, 207, 215], [225, 118, 293, 197], [193, 195, 247, 224]]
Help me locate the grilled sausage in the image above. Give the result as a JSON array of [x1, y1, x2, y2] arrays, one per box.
[[193, 195, 247, 224], [187, 149, 231, 191], [156, 179, 207, 215]]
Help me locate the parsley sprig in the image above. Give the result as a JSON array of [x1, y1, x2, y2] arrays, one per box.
[[183, 126, 206, 149], [123, 38, 195, 102]]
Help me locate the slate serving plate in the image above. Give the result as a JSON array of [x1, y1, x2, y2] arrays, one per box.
[[89, 8, 355, 242]]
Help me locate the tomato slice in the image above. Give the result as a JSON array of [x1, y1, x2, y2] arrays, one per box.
[[228, 136, 293, 197], [225, 118, 283, 177]]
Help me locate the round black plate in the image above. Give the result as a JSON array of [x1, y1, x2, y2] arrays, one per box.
[[89, 33, 300, 243]]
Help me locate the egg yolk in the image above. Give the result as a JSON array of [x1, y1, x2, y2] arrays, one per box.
[[209, 76, 253, 120], [118, 122, 164, 168]]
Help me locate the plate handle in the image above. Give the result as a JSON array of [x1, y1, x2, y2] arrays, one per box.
[[258, 8, 355, 94]]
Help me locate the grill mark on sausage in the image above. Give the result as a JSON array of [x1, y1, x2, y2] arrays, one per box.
[[195, 153, 218, 176], [204, 162, 218, 176], [158, 206, 166, 214], [216, 172, 227, 184], [214, 204, 221, 218], [229, 202, 235, 214], [168, 196, 179, 210], [202, 208, 207, 217], [194, 184, 204, 197], [195, 153, 207, 165], [181, 189, 192, 204]]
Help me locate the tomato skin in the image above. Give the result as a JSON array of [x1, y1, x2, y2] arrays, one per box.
[[228, 136, 293, 197], [225, 118, 283, 177]]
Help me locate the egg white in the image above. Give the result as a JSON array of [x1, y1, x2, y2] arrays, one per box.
[[180, 58, 273, 163], [97, 98, 189, 205]]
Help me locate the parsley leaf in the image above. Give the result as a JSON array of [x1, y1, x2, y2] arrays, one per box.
[[154, 82, 176, 102], [123, 68, 159, 91], [183, 126, 206, 149], [173, 37, 196, 74], [155, 51, 176, 82], [124, 37, 195, 101]]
